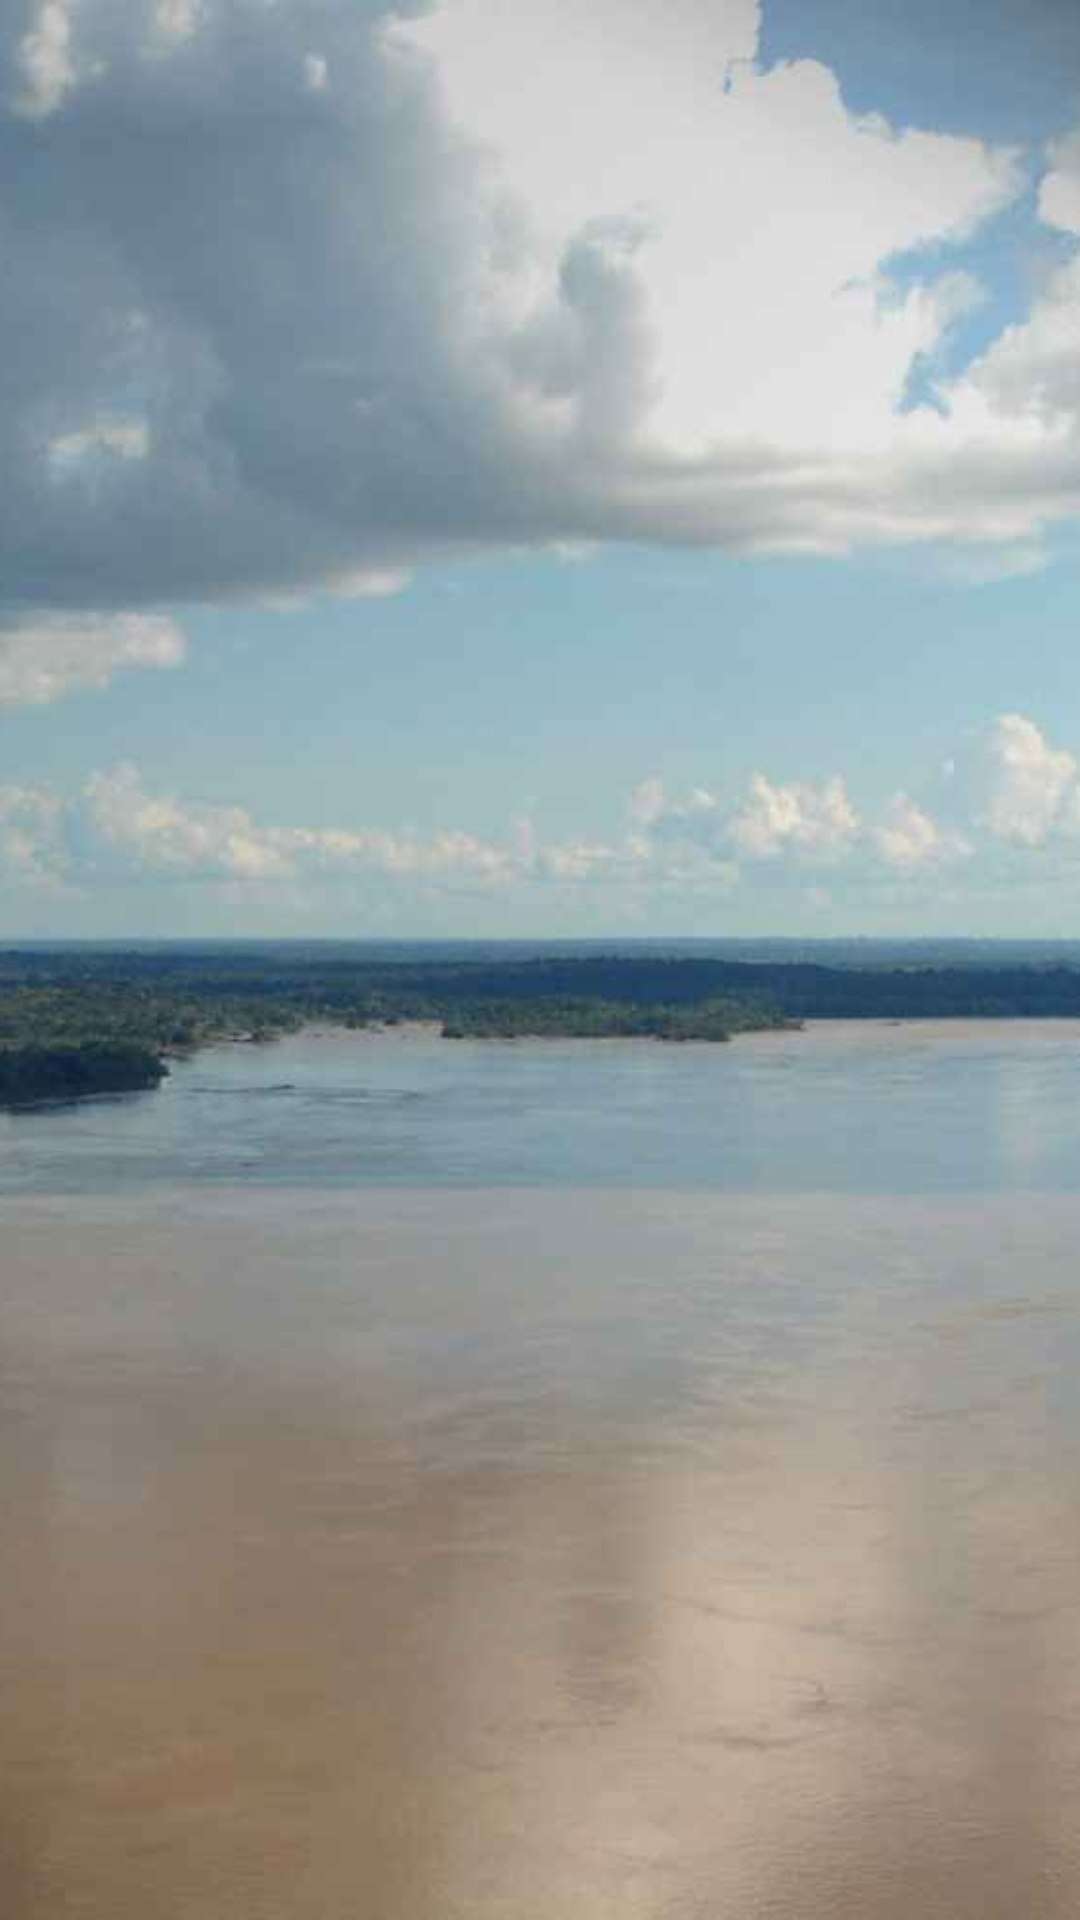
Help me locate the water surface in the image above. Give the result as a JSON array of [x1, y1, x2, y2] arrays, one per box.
[[6, 1017, 1080, 1193], [4, 1022, 1080, 1917]]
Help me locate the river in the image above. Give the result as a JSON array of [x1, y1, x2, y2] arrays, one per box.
[[4, 1022, 1080, 1916]]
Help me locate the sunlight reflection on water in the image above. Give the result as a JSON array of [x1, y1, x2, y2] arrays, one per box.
[[5, 1027, 1080, 1915]]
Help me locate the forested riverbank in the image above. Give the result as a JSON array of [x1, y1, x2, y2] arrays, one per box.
[[0, 1043, 167, 1107], [5, 943, 1080, 1106]]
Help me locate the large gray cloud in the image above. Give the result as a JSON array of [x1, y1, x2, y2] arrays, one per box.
[[0, 0, 1078, 624], [2, 0, 530, 611]]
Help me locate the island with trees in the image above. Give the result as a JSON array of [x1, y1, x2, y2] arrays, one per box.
[[4, 940, 1080, 1106], [0, 1041, 168, 1107]]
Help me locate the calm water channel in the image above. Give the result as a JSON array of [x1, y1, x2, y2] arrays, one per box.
[[5, 1021, 1080, 1916]]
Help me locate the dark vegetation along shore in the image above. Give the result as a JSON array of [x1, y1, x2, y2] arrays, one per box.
[[4, 944, 1080, 1106], [0, 1043, 167, 1108]]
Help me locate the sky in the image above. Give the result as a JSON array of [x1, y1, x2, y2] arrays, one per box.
[[5, 0, 1080, 936]]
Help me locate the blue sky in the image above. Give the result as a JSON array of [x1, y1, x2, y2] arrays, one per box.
[[4, 0, 1080, 936]]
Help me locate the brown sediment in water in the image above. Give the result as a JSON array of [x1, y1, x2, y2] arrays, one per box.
[[3, 1189, 1080, 1918]]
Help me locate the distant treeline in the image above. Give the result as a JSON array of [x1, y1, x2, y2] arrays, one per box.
[[4, 948, 1080, 1107], [8, 946, 1080, 1018]]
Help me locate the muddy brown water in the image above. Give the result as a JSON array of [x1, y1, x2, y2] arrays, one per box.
[[5, 1026, 1080, 1916]]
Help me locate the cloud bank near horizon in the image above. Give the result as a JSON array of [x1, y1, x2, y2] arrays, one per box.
[[4, 0, 1080, 632], [5, 714, 1080, 926]]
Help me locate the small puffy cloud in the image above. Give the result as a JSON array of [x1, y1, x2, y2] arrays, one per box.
[[728, 773, 859, 861], [0, 615, 185, 707], [936, 542, 1048, 587], [632, 759, 973, 885], [1038, 133, 1080, 238], [874, 792, 967, 869], [964, 253, 1080, 432], [982, 713, 1079, 847], [11, 0, 76, 119], [628, 776, 666, 829], [533, 835, 651, 885], [154, 0, 203, 45], [326, 568, 412, 601], [84, 765, 294, 880], [48, 419, 150, 470], [291, 823, 513, 883], [303, 52, 328, 93], [626, 768, 863, 871], [0, 781, 67, 882]]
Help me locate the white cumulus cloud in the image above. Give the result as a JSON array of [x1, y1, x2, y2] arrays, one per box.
[[303, 51, 328, 93], [728, 773, 859, 860], [12, 0, 76, 119], [0, 0, 1076, 629], [982, 713, 1080, 847], [874, 792, 968, 869], [405, 0, 1018, 455], [82, 765, 516, 886], [1038, 132, 1080, 238], [0, 616, 185, 707], [0, 781, 66, 882], [6, 715, 1080, 918]]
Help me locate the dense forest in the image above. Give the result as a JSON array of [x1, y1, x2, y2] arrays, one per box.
[[4, 943, 1080, 1105], [440, 995, 778, 1040], [0, 1042, 167, 1107]]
